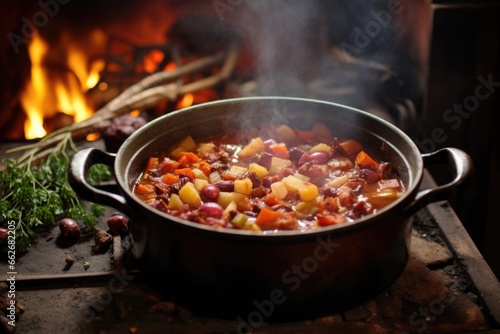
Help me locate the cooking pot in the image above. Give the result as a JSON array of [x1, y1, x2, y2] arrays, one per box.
[[69, 97, 472, 320]]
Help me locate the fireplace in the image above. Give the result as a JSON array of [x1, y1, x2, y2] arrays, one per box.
[[0, 0, 431, 140], [1, 0, 499, 277]]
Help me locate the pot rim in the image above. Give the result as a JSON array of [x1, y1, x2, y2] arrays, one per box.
[[116, 96, 423, 238]]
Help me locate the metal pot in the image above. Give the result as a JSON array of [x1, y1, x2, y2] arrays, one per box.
[[69, 97, 472, 319]]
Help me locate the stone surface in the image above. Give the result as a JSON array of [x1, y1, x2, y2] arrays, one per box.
[[411, 231, 453, 266]]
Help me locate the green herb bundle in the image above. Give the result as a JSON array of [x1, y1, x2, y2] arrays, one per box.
[[0, 139, 111, 253]]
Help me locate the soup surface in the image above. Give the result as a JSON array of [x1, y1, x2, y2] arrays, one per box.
[[133, 123, 405, 232]]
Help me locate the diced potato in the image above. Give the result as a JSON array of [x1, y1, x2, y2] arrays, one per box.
[[312, 123, 332, 140], [298, 183, 319, 202], [217, 192, 247, 208], [275, 124, 297, 142], [296, 199, 320, 215], [223, 201, 238, 220], [241, 220, 261, 232], [271, 181, 288, 200], [234, 178, 253, 195], [282, 175, 305, 192], [340, 139, 363, 156], [293, 173, 310, 182], [179, 182, 201, 208], [309, 143, 331, 153], [169, 135, 197, 157], [236, 197, 252, 212], [168, 193, 184, 210], [237, 137, 265, 158], [226, 165, 248, 179], [282, 175, 318, 201], [192, 168, 208, 180], [197, 142, 216, 153], [269, 156, 292, 175], [194, 178, 209, 192], [249, 163, 269, 178], [327, 174, 349, 188]]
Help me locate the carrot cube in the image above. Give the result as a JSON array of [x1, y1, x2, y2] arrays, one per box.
[[174, 168, 195, 179], [162, 173, 180, 185]]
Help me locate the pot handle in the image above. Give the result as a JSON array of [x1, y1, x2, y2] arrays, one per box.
[[68, 148, 130, 215], [404, 147, 473, 216]]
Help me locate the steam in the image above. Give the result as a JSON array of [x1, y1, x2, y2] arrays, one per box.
[[237, 0, 323, 96], [227, 0, 428, 134]]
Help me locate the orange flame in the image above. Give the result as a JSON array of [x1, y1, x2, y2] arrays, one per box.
[[21, 31, 105, 139], [21, 36, 48, 139], [177, 93, 194, 109]]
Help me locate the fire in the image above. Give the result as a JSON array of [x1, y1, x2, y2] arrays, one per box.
[[21, 31, 105, 139], [22, 36, 47, 139], [177, 93, 194, 109]]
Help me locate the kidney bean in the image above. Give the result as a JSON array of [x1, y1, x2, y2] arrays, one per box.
[[199, 202, 224, 219], [214, 180, 235, 192], [309, 151, 330, 165], [201, 184, 220, 202], [59, 218, 81, 238], [0, 228, 7, 242], [107, 214, 129, 235]]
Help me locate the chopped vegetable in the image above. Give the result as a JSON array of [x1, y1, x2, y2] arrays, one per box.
[[340, 139, 363, 156], [162, 173, 180, 185], [146, 157, 159, 170], [269, 143, 289, 159], [238, 137, 265, 158], [309, 143, 331, 154], [132, 123, 405, 232], [298, 183, 319, 202], [355, 151, 379, 168], [270, 181, 288, 200], [135, 183, 155, 195], [179, 182, 202, 208], [169, 135, 197, 157], [168, 194, 184, 210], [234, 178, 253, 195], [268, 156, 292, 175], [275, 125, 297, 142], [248, 163, 269, 178], [231, 212, 248, 228], [317, 213, 347, 226], [217, 192, 247, 208], [174, 168, 195, 180], [255, 207, 286, 226]]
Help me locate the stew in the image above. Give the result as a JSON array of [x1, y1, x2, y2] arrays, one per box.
[[133, 123, 405, 232]]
